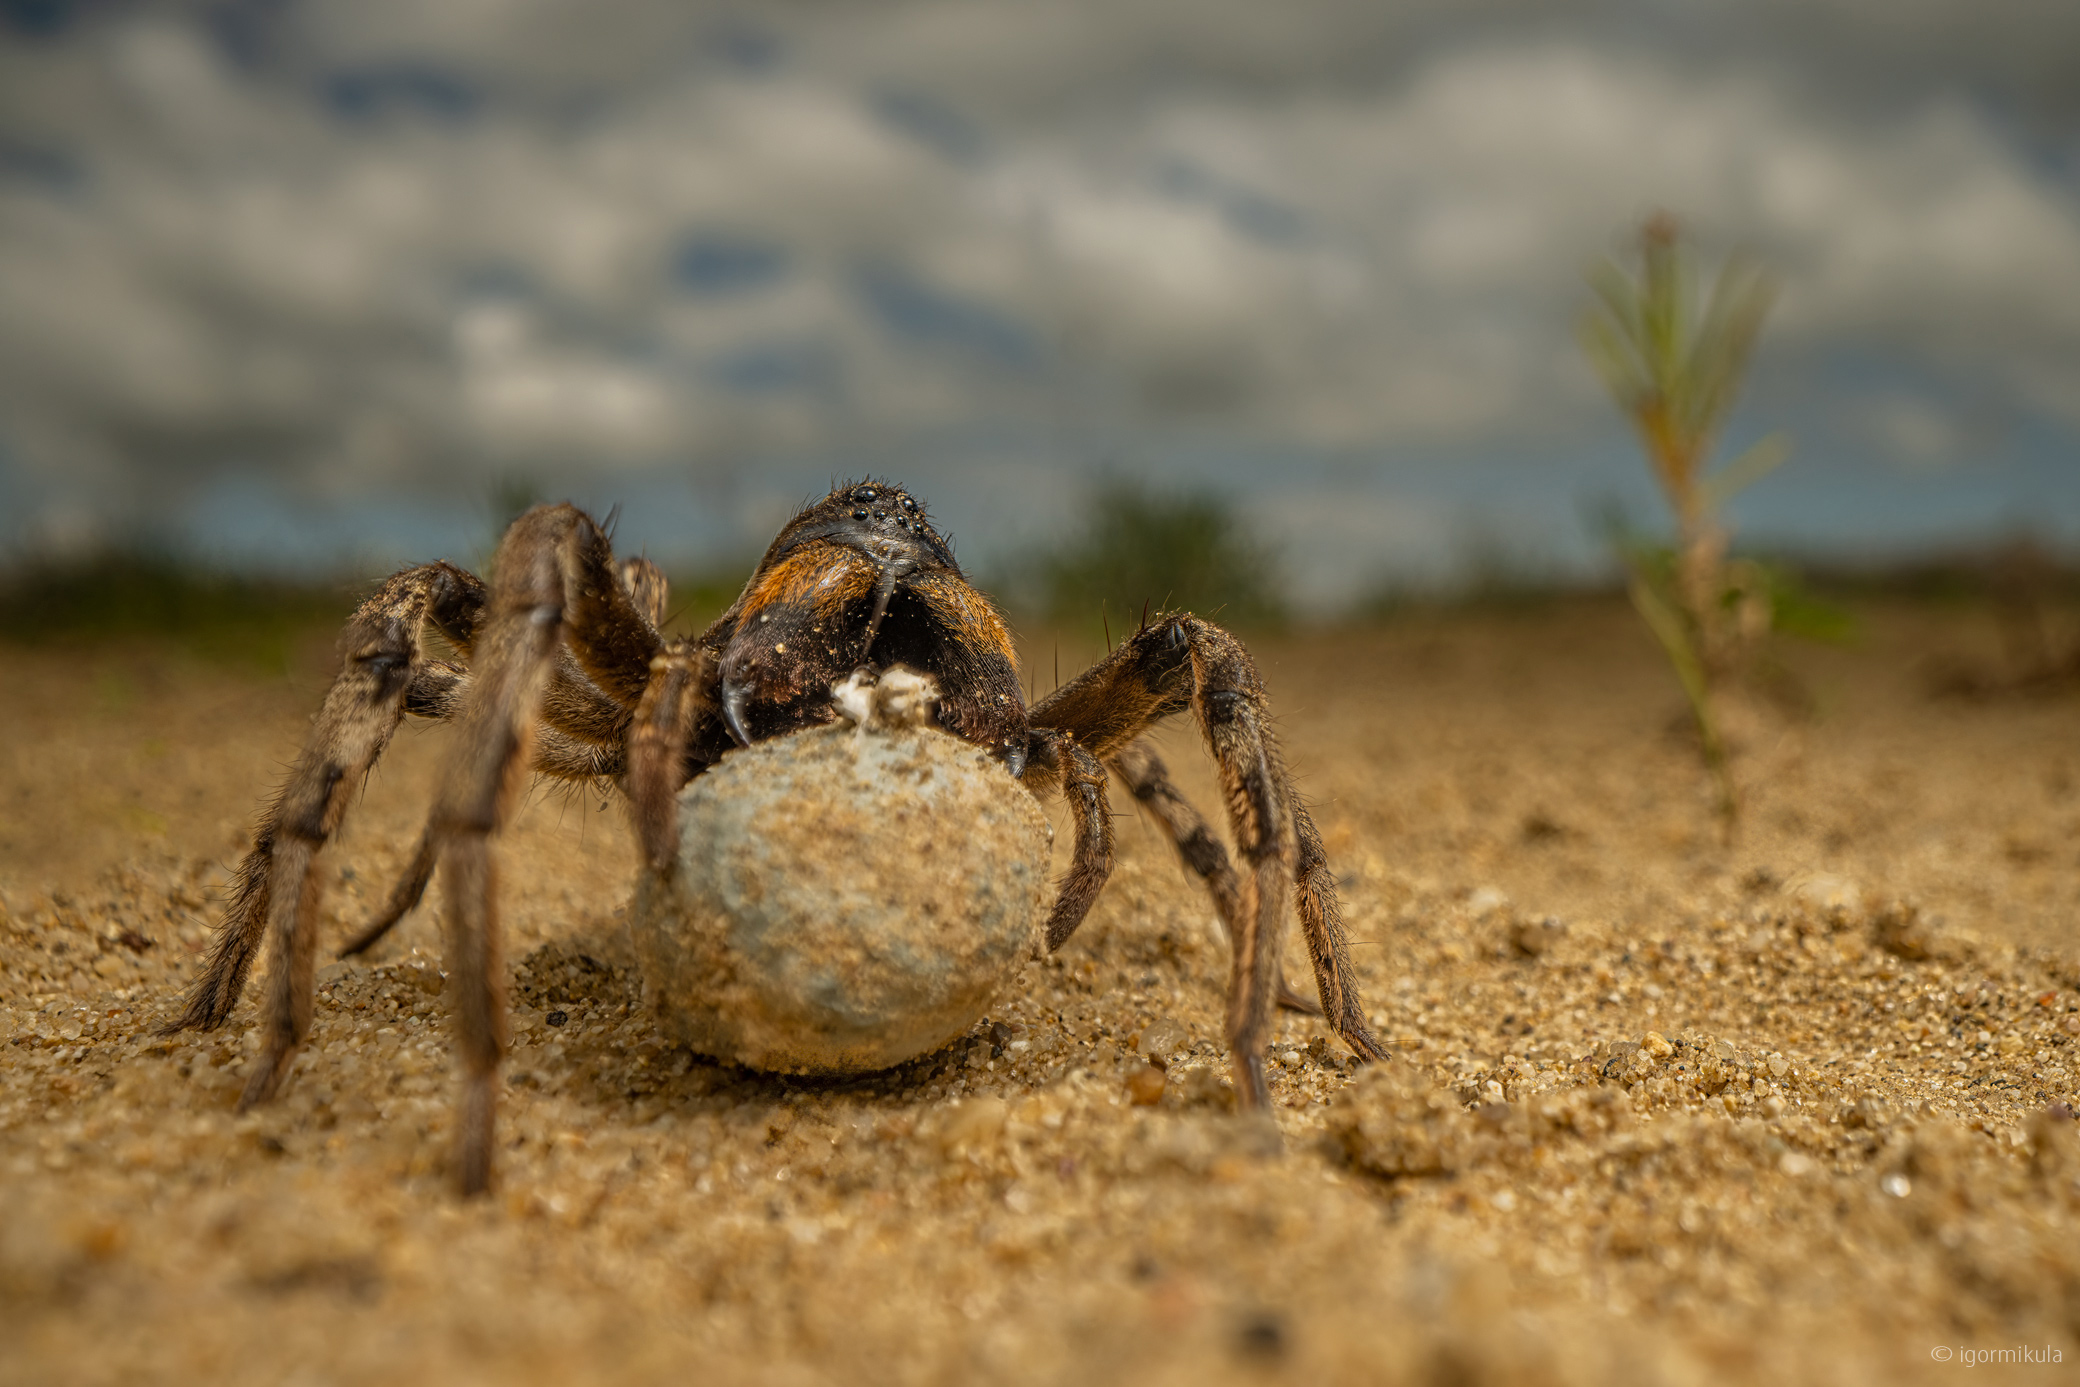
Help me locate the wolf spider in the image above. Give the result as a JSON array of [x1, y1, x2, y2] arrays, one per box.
[[166, 481, 1388, 1193]]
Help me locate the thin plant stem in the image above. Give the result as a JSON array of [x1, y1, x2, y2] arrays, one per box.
[[1582, 213, 1779, 836]]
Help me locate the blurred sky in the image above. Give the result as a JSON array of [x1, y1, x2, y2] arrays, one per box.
[[1, 0, 2076, 609]]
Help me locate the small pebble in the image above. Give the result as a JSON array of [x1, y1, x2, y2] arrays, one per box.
[[1235, 1312, 1286, 1361], [1125, 1064, 1167, 1107], [1136, 1017, 1189, 1063], [937, 1097, 1009, 1156]]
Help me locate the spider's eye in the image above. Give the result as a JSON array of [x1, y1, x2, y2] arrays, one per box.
[[874, 511, 887, 521], [851, 508, 869, 521], [854, 487, 879, 502], [900, 496, 916, 513]]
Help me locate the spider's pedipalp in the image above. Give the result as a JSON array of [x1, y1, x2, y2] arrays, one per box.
[[628, 640, 714, 874], [1027, 728, 1115, 952]]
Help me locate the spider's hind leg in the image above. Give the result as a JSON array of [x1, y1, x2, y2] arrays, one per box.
[[338, 661, 633, 961], [1110, 739, 1323, 1016], [164, 562, 483, 1102], [1033, 614, 1388, 1109]]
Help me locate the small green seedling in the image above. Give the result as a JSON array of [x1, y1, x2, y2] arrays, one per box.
[[1581, 213, 1787, 832]]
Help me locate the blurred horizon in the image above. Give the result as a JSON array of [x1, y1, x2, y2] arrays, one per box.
[[2, 0, 2076, 614]]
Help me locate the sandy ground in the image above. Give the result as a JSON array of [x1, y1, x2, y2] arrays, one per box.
[[3, 598, 2078, 1386]]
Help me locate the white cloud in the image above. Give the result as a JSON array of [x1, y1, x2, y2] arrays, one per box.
[[0, 2, 2075, 585], [1851, 393, 1966, 471]]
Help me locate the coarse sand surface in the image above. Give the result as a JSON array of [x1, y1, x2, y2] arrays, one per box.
[[3, 598, 2077, 1385]]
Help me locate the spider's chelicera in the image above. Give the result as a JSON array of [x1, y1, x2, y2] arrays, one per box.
[[166, 481, 1388, 1193]]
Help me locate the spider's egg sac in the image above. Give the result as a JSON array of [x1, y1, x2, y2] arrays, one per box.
[[629, 705, 1052, 1074]]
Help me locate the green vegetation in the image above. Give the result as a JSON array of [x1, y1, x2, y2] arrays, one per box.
[[0, 555, 353, 672], [1016, 481, 1286, 631], [655, 567, 752, 638], [1581, 213, 1795, 832]]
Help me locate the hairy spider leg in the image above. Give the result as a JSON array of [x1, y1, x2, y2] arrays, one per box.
[[424, 506, 681, 1193], [336, 523, 663, 961], [618, 556, 671, 628], [1110, 739, 1324, 1017], [557, 516, 666, 709], [164, 560, 481, 1054], [1031, 614, 1389, 1108], [1288, 801, 1383, 1059], [412, 503, 666, 1193], [168, 504, 664, 1196], [336, 662, 627, 960], [421, 507, 599, 1194], [343, 519, 665, 964]]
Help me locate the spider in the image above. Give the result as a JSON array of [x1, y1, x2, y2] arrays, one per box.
[[165, 480, 1389, 1194]]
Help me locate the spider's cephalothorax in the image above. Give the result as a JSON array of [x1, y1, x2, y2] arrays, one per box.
[[165, 481, 1388, 1194], [696, 482, 1028, 765]]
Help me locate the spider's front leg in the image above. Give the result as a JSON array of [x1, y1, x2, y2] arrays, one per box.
[[336, 549, 666, 958], [416, 505, 661, 1194], [169, 505, 661, 1196], [1033, 615, 1388, 1109]]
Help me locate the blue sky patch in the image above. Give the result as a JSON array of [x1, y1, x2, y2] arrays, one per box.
[[870, 89, 986, 164], [674, 233, 789, 295], [325, 65, 481, 124], [854, 264, 1038, 370], [709, 341, 836, 395]]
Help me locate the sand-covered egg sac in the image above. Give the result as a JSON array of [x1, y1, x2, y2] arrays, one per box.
[[627, 716, 1054, 1074]]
